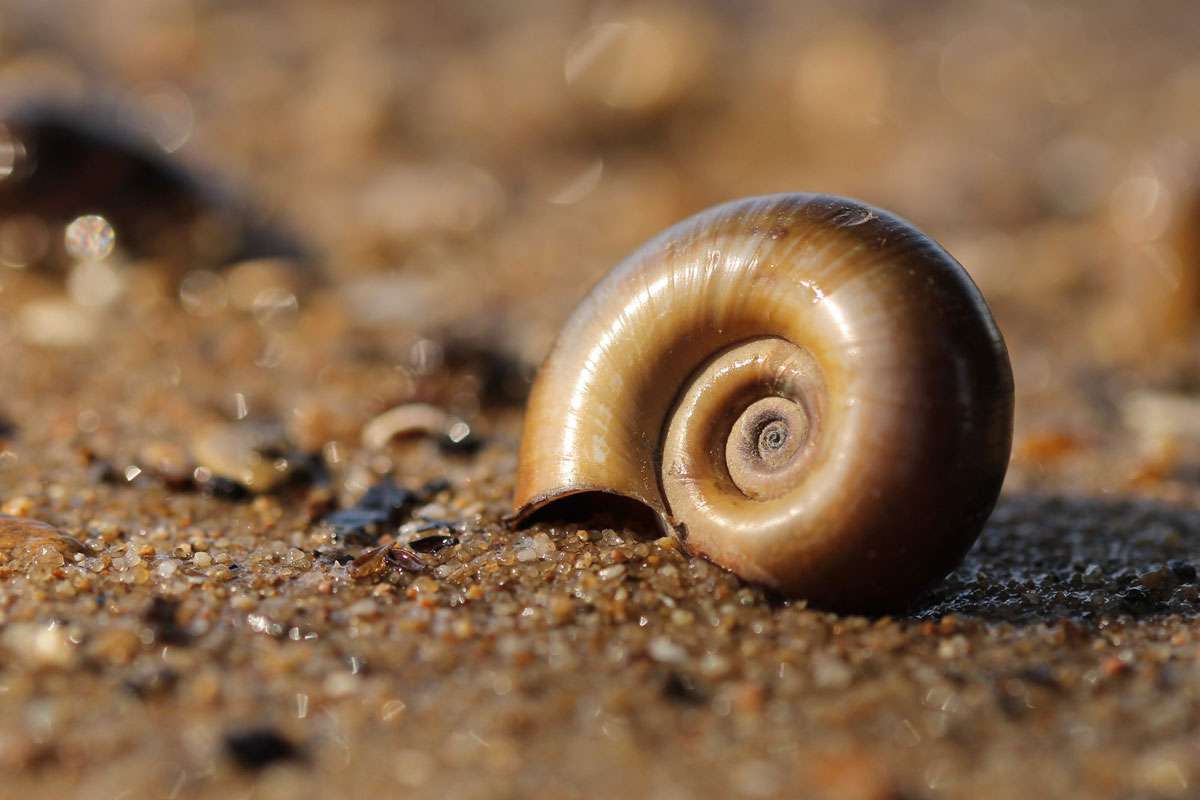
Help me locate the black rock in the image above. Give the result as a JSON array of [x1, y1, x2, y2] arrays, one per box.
[[359, 479, 416, 515], [323, 477, 417, 543], [323, 508, 394, 541]]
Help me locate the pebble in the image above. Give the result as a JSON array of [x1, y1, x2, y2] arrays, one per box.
[[598, 564, 626, 581], [323, 477, 419, 543], [648, 637, 687, 664], [1138, 567, 1175, 593]]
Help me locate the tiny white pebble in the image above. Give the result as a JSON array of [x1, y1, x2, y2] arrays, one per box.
[[811, 653, 853, 689], [648, 637, 687, 664], [598, 564, 626, 581]]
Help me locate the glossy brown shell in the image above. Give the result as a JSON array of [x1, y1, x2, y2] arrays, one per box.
[[512, 193, 1013, 611]]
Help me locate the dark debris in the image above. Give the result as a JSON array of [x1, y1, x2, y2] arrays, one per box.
[[223, 727, 304, 771], [661, 671, 707, 706], [122, 667, 179, 699], [438, 430, 485, 456], [324, 479, 416, 544], [322, 477, 449, 544], [409, 533, 459, 554], [144, 596, 190, 646], [0, 98, 312, 273], [199, 475, 252, 503], [442, 337, 534, 407], [350, 543, 425, 580]]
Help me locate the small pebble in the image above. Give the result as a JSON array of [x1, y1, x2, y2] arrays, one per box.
[[598, 564, 626, 581], [648, 637, 687, 664]]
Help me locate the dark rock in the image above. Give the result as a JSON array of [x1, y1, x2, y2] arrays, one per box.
[[0, 98, 313, 274], [323, 478, 416, 543]]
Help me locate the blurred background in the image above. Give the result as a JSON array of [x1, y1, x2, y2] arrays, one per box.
[[3, 0, 1200, 493]]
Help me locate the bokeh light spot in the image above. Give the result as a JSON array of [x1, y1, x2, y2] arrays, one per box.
[[64, 214, 116, 261]]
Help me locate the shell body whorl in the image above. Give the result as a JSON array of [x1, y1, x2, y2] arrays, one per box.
[[513, 193, 1013, 611]]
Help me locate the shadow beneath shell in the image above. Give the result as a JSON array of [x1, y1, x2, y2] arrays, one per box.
[[909, 493, 1200, 623], [514, 491, 665, 541]]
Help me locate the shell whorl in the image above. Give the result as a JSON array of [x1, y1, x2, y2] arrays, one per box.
[[513, 193, 1013, 611]]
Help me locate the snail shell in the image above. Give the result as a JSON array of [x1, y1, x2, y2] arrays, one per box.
[[512, 194, 1013, 611]]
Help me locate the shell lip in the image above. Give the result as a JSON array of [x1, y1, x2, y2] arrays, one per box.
[[507, 484, 673, 537]]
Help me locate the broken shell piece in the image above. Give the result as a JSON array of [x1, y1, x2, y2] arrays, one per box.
[[0, 515, 85, 560], [138, 440, 193, 488], [190, 423, 292, 493], [362, 403, 466, 451]]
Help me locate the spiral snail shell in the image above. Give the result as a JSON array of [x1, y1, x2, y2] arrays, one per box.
[[512, 194, 1013, 611]]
